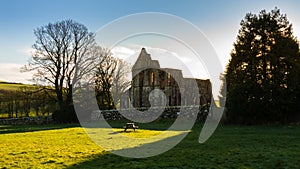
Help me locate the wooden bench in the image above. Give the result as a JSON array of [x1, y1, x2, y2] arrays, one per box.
[[123, 123, 139, 132]]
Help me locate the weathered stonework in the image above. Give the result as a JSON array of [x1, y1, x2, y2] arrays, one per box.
[[121, 48, 212, 109]]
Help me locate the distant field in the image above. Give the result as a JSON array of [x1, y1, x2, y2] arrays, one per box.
[[0, 122, 300, 168], [0, 81, 33, 91]]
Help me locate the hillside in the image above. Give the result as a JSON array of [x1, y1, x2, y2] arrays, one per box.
[[0, 81, 36, 91]]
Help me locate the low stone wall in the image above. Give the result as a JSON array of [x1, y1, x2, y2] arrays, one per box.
[[0, 116, 53, 125], [90, 106, 210, 122], [0, 106, 210, 125]]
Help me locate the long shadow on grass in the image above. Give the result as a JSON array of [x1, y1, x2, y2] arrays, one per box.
[[0, 123, 81, 134], [67, 131, 192, 169], [66, 124, 206, 169], [68, 125, 300, 169]]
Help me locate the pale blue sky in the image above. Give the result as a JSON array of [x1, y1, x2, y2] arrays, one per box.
[[1, 0, 300, 83]]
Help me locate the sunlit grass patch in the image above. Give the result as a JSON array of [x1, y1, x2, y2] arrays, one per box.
[[85, 127, 189, 152], [112, 128, 188, 138], [0, 124, 189, 168], [0, 127, 104, 168]]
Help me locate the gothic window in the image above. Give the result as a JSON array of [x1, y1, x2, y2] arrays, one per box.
[[160, 71, 165, 89], [150, 71, 155, 87], [167, 73, 171, 86]]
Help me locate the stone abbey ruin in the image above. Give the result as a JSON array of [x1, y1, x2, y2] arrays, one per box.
[[121, 48, 212, 111], [90, 48, 213, 121]]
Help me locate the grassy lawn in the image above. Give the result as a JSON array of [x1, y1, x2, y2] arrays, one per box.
[[0, 123, 300, 168]]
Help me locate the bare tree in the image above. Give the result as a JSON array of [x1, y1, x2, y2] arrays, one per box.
[[94, 49, 131, 110], [95, 47, 117, 110], [111, 58, 131, 108], [23, 20, 97, 121]]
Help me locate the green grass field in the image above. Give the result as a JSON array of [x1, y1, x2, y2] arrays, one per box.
[[0, 81, 31, 91], [0, 123, 300, 168]]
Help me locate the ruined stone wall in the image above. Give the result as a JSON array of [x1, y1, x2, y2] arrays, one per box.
[[121, 48, 212, 110], [130, 68, 182, 108], [128, 68, 212, 109]]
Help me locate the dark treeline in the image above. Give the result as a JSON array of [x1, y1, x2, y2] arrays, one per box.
[[0, 86, 56, 118]]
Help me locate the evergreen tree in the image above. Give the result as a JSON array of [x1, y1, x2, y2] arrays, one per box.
[[226, 8, 300, 124]]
